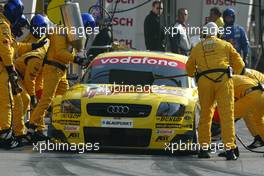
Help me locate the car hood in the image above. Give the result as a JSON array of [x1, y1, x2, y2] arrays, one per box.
[[61, 84, 198, 105]]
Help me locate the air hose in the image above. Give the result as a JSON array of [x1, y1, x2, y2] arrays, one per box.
[[88, 0, 151, 15], [236, 134, 264, 154]]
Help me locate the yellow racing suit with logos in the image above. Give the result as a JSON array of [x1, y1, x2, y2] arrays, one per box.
[[186, 36, 245, 149]]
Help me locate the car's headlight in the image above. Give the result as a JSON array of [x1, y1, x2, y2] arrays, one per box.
[[61, 99, 81, 113], [156, 103, 185, 117]]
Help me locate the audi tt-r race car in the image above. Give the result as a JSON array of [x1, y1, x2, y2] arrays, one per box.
[[49, 51, 199, 150]]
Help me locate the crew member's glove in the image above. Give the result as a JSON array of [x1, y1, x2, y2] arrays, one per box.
[[32, 37, 48, 50], [74, 56, 87, 66], [6, 66, 22, 95], [30, 95, 38, 108]]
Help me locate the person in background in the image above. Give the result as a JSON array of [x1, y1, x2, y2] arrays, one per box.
[[222, 8, 249, 67], [170, 8, 191, 56], [0, 3, 4, 13], [144, 1, 165, 51], [209, 7, 224, 28]]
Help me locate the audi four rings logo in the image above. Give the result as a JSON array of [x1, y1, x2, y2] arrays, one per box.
[[107, 106, 130, 114]]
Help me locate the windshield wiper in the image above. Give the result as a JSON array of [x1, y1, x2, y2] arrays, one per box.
[[153, 74, 188, 80], [153, 74, 188, 87]]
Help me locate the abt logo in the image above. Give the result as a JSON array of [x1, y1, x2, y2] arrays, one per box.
[[156, 136, 170, 142], [68, 133, 80, 139]]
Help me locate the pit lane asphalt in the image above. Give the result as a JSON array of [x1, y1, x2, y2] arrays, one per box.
[[0, 121, 263, 176]]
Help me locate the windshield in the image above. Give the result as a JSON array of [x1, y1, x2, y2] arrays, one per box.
[[82, 56, 189, 88]]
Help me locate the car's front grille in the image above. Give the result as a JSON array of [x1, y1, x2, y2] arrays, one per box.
[[86, 103, 152, 117], [84, 127, 152, 147]]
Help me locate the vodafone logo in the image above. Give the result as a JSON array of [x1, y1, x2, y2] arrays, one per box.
[[92, 56, 185, 69]]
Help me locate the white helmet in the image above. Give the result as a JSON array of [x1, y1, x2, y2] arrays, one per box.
[[202, 22, 218, 37]]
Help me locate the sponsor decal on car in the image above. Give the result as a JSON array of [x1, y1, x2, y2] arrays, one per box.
[[156, 129, 175, 135], [184, 116, 192, 120], [181, 124, 193, 128], [185, 111, 193, 114], [92, 56, 185, 70], [152, 89, 186, 97], [68, 133, 80, 139], [155, 135, 170, 142], [101, 119, 133, 128], [82, 86, 112, 98], [53, 120, 80, 126], [64, 125, 80, 132], [155, 123, 181, 128], [62, 113, 81, 119], [156, 116, 182, 122]]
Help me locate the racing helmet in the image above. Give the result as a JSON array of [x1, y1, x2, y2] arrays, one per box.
[[30, 14, 49, 38], [3, 0, 24, 25], [202, 22, 218, 37], [12, 14, 29, 37], [81, 13, 96, 30], [223, 8, 235, 26]]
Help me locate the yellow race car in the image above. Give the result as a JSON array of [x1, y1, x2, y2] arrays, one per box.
[[50, 51, 199, 151]]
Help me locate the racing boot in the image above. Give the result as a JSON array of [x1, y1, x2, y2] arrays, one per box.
[[247, 135, 264, 149], [25, 123, 37, 143], [32, 131, 49, 142], [0, 129, 20, 150], [233, 147, 239, 157], [26, 124, 49, 143], [14, 135, 31, 147], [198, 149, 210, 158], [226, 149, 238, 160], [218, 147, 239, 158], [25, 121, 30, 129]]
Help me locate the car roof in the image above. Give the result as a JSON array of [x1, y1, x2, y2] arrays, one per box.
[[93, 51, 188, 64]]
